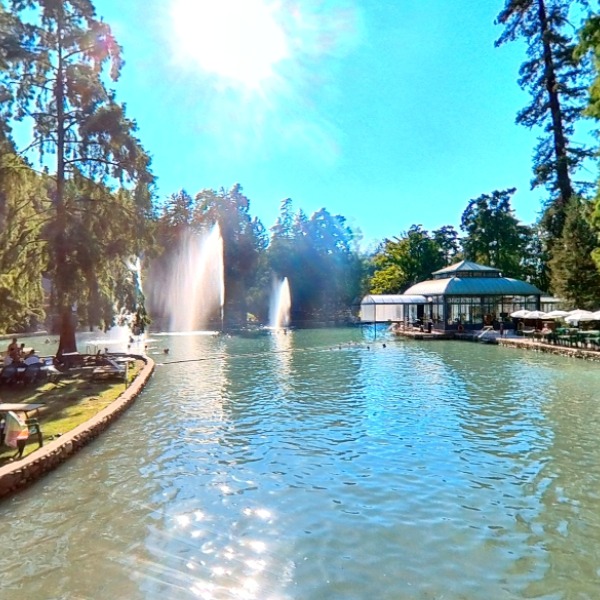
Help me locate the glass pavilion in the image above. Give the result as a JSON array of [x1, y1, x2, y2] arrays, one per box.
[[360, 260, 543, 332]]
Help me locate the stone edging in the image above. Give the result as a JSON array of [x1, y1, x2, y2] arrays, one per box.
[[498, 338, 600, 362], [0, 355, 155, 500]]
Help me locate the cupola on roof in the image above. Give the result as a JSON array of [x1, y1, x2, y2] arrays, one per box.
[[432, 260, 500, 279]]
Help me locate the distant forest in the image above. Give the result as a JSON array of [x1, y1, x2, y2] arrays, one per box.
[[2, 1, 600, 351]]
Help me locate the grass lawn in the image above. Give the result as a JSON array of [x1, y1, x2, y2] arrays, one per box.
[[0, 360, 144, 465]]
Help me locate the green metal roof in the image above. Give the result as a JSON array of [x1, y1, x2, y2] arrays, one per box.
[[432, 260, 500, 277], [404, 277, 542, 296], [361, 294, 427, 305]]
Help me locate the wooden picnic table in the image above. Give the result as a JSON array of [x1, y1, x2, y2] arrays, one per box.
[[60, 351, 83, 369], [0, 403, 44, 414]]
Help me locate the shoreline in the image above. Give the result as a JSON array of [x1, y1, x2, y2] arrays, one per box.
[[0, 354, 155, 500], [393, 328, 600, 362]]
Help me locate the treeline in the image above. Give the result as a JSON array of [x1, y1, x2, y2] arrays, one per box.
[[150, 191, 365, 327], [3, 1, 600, 348]]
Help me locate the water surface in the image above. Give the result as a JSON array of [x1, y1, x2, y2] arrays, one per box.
[[2, 328, 600, 599]]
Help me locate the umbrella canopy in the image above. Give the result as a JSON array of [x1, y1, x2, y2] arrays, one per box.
[[524, 310, 548, 319], [545, 310, 570, 319], [510, 309, 530, 318], [565, 309, 595, 323]]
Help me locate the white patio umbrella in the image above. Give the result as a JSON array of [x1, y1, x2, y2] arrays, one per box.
[[544, 310, 570, 319], [524, 310, 548, 319], [510, 309, 530, 318], [565, 309, 595, 324]]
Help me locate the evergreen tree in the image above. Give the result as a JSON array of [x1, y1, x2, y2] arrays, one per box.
[[267, 199, 298, 283], [2, 0, 153, 353], [303, 208, 360, 321], [0, 134, 47, 332], [549, 197, 600, 308], [195, 184, 266, 328], [460, 188, 531, 278], [432, 225, 461, 265], [496, 0, 592, 240], [521, 223, 552, 291], [267, 201, 363, 324]]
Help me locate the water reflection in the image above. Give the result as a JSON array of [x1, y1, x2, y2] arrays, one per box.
[[270, 329, 292, 390], [3, 330, 600, 598]]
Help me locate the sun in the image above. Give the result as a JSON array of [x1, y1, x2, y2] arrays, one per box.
[[170, 0, 289, 88]]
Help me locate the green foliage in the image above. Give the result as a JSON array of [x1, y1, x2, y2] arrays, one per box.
[[369, 260, 404, 295], [433, 225, 461, 265], [195, 184, 267, 327], [0, 137, 47, 332], [461, 189, 531, 278], [549, 197, 600, 308], [579, 14, 600, 122], [369, 226, 446, 294], [521, 223, 552, 291], [57, 178, 148, 331], [496, 0, 592, 241], [1, 0, 154, 351], [266, 200, 364, 323]]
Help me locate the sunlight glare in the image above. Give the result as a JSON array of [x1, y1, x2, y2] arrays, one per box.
[[170, 0, 289, 87]]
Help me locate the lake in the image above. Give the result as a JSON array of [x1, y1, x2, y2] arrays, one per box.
[[1, 327, 599, 599]]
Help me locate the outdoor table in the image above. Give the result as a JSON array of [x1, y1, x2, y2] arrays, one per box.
[[113, 356, 135, 365], [0, 403, 44, 414], [60, 352, 82, 369], [41, 364, 63, 382]]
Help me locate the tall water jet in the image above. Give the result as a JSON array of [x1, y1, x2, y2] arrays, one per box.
[[269, 277, 291, 329], [146, 224, 224, 332], [124, 255, 147, 335]]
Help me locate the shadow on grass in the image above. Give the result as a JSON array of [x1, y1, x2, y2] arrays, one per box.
[[0, 361, 143, 465]]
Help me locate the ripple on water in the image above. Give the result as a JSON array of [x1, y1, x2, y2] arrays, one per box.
[[3, 332, 600, 598]]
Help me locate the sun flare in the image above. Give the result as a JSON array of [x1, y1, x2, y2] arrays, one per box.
[[170, 0, 289, 87]]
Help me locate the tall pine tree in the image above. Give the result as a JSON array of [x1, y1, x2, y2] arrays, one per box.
[[2, 0, 153, 353], [496, 0, 592, 241], [549, 197, 600, 309]]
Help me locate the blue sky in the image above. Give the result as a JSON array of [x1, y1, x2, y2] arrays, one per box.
[[94, 0, 587, 249]]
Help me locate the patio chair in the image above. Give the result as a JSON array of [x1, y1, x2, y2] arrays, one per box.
[[1, 410, 42, 458]]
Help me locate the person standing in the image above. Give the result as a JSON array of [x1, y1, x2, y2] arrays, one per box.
[[7, 337, 18, 361]]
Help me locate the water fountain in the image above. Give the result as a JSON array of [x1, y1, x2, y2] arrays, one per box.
[[269, 277, 291, 329], [146, 224, 224, 332]]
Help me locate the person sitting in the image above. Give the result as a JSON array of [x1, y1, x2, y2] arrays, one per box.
[[23, 350, 41, 366], [3, 353, 13, 366]]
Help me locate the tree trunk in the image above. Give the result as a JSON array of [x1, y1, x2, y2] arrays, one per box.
[[538, 0, 574, 226], [57, 306, 77, 356], [54, 10, 77, 354]]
